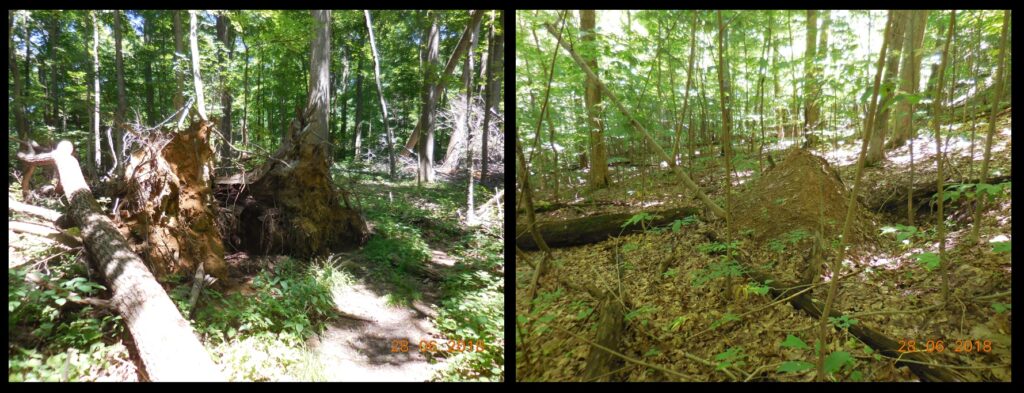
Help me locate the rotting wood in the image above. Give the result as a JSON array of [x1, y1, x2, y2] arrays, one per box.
[[18, 141, 224, 382], [516, 207, 699, 250]]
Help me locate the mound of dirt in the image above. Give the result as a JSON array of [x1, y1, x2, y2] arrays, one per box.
[[733, 148, 877, 246]]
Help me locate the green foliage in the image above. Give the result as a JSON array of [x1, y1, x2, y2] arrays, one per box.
[[625, 305, 658, 327], [709, 313, 740, 330], [745, 280, 772, 296], [662, 267, 679, 279], [670, 215, 700, 233], [622, 242, 640, 253], [622, 212, 662, 229], [713, 346, 746, 370], [822, 351, 853, 374], [691, 258, 744, 287], [933, 182, 1011, 206], [880, 224, 918, 243], [913, 252, 941, 272], [697, 240, 740, 255], [991, 241, 1011, 254], [829, 315, 859, 330], [992, 302, 1011, 314], [666, 316, 688, 332], [780, 334, 810, 350]]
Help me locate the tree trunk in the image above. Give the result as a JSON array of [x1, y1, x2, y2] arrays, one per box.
[[240, 10, 368, 258], [18, 142, 224, 382], [174, 11, 185, 111], [889, 11, 929, 149], [364, 10, 396, 179], [9, 11, 31, 153], [190, 11, 208, 121], [716, 10, 734, 234], [516, 207, 699, 250], [803, 10, 818, 132], [583, 292, 625, 382], [351, 55, 364, 161], [114, 10, 127, 164], [480, 10, 503, 181], [143, 15, 155, 125], [336, 44, 349, 161], [402, 11, 485, 161], [969, 10, 1010, 244], [580, 10, 610, 190], [216, 14, 234, 164], [417, 13, 441, 184], [544, 22, 728, 220], [92, 11, 101, 172], [866, 11, 909, 166], [48, 14, 61, 127]]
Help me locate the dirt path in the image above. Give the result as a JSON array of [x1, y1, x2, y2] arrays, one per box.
[[307, 248, 458, 381]]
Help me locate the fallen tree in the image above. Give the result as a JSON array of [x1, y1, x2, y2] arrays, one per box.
[[516, 207, 699, 250], [734, 250, 960, 382], [18, 141, 224, 381], [864, 174, 1012, 215]]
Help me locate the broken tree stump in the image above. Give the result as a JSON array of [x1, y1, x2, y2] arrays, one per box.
[[121, 120, 227, 282], [583, 292, 626, 381], [516, 207, 699, 250], [18, 141, 224, 381]]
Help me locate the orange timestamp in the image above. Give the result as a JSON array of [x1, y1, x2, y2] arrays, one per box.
[[897, 339, 993, 353], [390, 338, 489, 354]]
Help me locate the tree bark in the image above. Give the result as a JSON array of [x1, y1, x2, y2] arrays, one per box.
[[402, 10, 485, 160], [480, 10, 503, 181], [216, 14, 234, 164], [364, 10, 396, 179], [48, 14, 61, 127], [866, 11, 909, 166], [92, 11, 101, 172], [803, 10, 818, 132], [351, 54, 364, 161], [970, 10, 1010, 244], [190, 11, 208, 121], [417, 12, 441, 184], [889, 11, 929, 149], [174, 11, 185, 111], [18, 141, 224, 381], [9, 11, 31, 154], [580, 10, 610, 190], [516, 207, 700, 250], [114, 10, 127, 164]]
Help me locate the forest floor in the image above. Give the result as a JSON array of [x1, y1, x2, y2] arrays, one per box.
[[9, 161, 504, 381], [516, 110, 1012, 381]]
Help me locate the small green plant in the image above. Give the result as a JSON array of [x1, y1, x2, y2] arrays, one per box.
[[662, 267, 680, 279], [880, 224, 918, 243], [714, 346, 746, 370], [666, 316, 688, 332], [992, 302, 1011, 314], [913, 252, 940, 272], [744, 280, 773, 296], [829, 314, 859, 330], [670, 215, 700, 233], [622, 212, 662, 230], [697, 240, 740, 255], [625, 305, 658, 327], [709, 313, 740, 330], [691, 258, 744, 287], [992, 241, 1011, 254]]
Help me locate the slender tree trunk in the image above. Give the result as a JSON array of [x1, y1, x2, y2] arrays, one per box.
[[417, 13, 440, 184], [463, 18, 477, 223], [716, 10, 734, 243], [580, 10, 609, 190], [92, 11, 102, 172], [10, 11, 30, 153], [241, 35, 250, 158], [364, 11, 397, 179], [173, 11, 185, 111], [970, 10, 1009, 243], [677, 11, 698, 167], [890, 11, 929, 149], [216, 14, 234, 163], [351, 55, 364, 161], [932, 11, 956, 306], [189, 11, 208, 121], [803, 10, 818, 132], [48, 15, 61, 127], [114, 10, 126, 167], [336, 44, 350, 161], [143, 15, 155, 125], [866, 11, 909, 166], [481, 10, 503, 181], [816, 11, 893, 381]]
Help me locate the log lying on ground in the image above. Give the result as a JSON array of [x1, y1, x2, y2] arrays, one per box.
[[516, 207, 699, 250], [735, 251, 959, 382], [515, 199, 627, 215], [583, 292, 625, 382], [18, 141, 224, 381], [865, 174, 1011, 213]]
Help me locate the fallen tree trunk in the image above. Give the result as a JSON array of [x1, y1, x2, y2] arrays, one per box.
[[18, 141, 224, 381], [9, 197, 63, 222], [9, 221, 82, 248], [515, 200, 627, 215], [583, 292, 625, 381], [516, 207, 699, 250], [865, 174, 1012, 213], [735, 251, 960, 382]]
